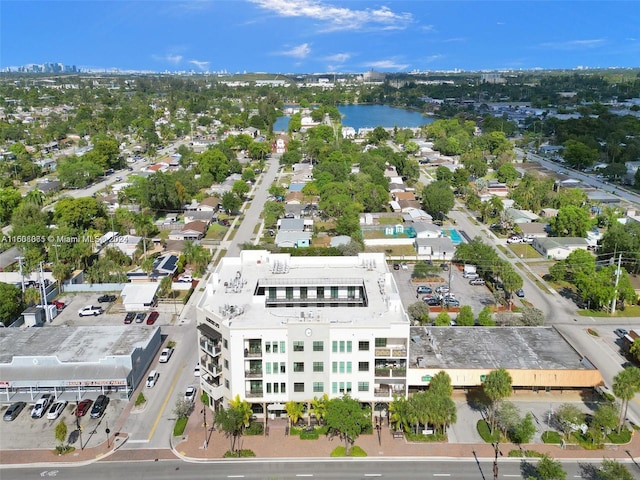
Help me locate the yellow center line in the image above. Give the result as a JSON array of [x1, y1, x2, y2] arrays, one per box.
[[147, 365, 183, 441]]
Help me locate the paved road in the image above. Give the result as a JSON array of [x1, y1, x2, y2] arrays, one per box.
[[226, 154, 281, 257], [516, 148, 640, 205], [3, 458, 637, 480]]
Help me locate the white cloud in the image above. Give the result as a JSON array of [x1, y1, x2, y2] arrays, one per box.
[[324, 53, 351, 63], [363, 59, 409, 71], [152, 54, 183, 64], [539, 39, 605, 50], [277, 43, 311, 58], [189, 60, 210, 71], [249, 0, 412, 31]]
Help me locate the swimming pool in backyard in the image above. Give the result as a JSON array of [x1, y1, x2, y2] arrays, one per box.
[[443, 229, 463, 245]]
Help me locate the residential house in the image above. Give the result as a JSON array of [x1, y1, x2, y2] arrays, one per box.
[[414, 237, 456, 260], [209, 173, 242, 196], [127, 254, 179, 281], [532, 237, 590, 260], [35, 179, 60, 194], [0, 246, 20, 272], [518, 223, 549, 239], [285, 191, 304, 205], [275, 218, 312, 248], [168, 221, 207, 241], [506, 208, 540, 224], [121, 283, 159, 312], [393, 191, 416, 203], [399, 199, 423, 212], [183, 210, 216, 225], [198, 196, 221, 212], [486, 181, 510, 198], [273, 134, 288, 154], [389, 201, 402, 212], [540, 208, 559, 219], [413, 223, 442, 239], [402, 208, 433, 223]]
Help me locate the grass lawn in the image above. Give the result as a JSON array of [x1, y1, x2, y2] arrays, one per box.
[[364, 245, 417, 256], [205, 223, 228, 240], [173, 417, 188, 436], [377, 216, 405, 225], [578, 305, 640, 317], [541, 431, 562, 444], [330, 445, 367, 457], [509, 244, 542, 259]]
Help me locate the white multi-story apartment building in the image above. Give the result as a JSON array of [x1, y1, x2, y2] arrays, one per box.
[[196, 250, 409, 418]]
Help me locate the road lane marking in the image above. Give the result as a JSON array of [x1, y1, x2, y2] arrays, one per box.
[[227, 476, 245, 478], [503, 476, 520, 478], [433, 475, 451, 477], [364, 475, 382, 478], [296, 476, 313, 477], [147, 366, 182, 441]]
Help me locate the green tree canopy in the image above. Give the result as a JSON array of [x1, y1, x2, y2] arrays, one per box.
[[422, 181, 454, 218], [325, 395, 370, 455]]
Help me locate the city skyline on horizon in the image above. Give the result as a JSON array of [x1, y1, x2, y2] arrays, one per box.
[[2, 1, 639, 75]]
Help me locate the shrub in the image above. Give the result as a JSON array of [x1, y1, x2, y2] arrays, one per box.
[[607, 428, 632, 444], [507, 449, 544, 458], [245, 422, 264, 436], [135, 393, 146, 407], [587, 328, 599, 337], [477, 420, 498, 443], [330, 445, 367, 457], [405, 431, 447, 442], [223, 449, 256, 458], [173, 417, 188, 437], [541, 431, 562, 444]]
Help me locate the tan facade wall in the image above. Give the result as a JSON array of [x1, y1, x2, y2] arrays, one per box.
[[407, 368, 603, 389]]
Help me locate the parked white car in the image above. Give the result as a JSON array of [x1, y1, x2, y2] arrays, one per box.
[[31, 394, 54, 418], [507, 236, 523, 244], [158, 347, 174, 363], [184, 386, 196, 403], [47, 400, 68, 420], [146, 370, 159, 388], [78, 305, 103, 316]]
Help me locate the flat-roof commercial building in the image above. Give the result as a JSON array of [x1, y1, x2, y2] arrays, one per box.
[[196, 251, 603, 419], [196, 250, 410, 417], [0, 326, 162, 402], [407, 326, 602, 392]]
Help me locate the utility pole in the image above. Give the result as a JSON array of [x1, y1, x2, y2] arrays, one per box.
[[16, 256, 25, 295], [610, 253, 623, 315], [39, 262, 50, 322]]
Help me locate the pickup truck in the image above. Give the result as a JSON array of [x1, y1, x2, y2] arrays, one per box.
[[78, 305, 103, 317]]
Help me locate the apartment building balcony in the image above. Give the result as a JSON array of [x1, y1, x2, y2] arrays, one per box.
[[244, 339, 262, 358], [199, 339, 222, 357], [374, 346, 407, 358], [245, 369, 263, 378], [374, 388, 391, 398], [246, 390, 264, 398]]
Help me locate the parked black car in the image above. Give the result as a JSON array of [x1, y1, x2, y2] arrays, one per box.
[[98, 294, 117, 303], [90, 395, 110, 419], [3, 402, 26, 421]]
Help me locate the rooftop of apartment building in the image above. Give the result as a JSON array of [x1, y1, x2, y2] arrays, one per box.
[[197, 250, 409, 331]]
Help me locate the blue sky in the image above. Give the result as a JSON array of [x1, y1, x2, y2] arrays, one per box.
[[2, 1, 639, 73]]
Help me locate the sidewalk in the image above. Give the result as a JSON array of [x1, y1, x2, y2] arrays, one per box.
[[3, 404, 640, 467]]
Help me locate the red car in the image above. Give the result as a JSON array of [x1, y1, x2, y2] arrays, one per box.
[[74, 399, 93, 417], [146, 311, 159, 325], [53, 300, 65, 311]]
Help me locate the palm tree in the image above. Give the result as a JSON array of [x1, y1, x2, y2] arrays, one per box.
[[310, 394, 329, 425], [612, 367, 640, 433], [285, 401, 305, 427], [229, 394, 252, 428], [389, 395, 412, 433]]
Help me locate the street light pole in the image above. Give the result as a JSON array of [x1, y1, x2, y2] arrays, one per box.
[[201, 403, 208, 449]]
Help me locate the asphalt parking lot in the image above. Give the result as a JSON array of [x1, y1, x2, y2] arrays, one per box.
[[48, 292, 177, 327], [0, 394, 125, 451], [391, 262, 496, 320]]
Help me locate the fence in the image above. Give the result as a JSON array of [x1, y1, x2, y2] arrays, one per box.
[[62, 283, 126, 293]]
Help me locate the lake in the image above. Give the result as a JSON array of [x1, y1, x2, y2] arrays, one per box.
[[273, 104, 433, 132]]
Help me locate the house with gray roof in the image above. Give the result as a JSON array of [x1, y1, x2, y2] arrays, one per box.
[[414, 236, 455, 260], [532, 237, 590, 260]]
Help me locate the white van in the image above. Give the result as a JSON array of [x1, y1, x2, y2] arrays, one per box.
[[146, 370, 159, 388]]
